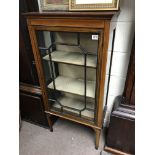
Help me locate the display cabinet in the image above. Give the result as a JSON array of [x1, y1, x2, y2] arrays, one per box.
[[25, 12, 117, 149]]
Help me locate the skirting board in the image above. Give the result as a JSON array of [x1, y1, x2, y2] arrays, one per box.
[[104, 146, 132, 155]]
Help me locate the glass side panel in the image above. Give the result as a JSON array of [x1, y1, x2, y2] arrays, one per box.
[[36, 30, 100, 122]]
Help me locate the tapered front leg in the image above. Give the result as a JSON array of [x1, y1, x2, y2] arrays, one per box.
[[94, 128, 101, 149]]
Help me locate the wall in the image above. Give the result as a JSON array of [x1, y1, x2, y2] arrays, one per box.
[[104, 0, 135, 126]]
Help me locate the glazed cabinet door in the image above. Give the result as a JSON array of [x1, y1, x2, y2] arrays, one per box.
[[28, 26, 104, 125]]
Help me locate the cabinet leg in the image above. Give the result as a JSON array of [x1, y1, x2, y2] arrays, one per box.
[[46, 114, 53, 132], [94, 129, 101, 150]]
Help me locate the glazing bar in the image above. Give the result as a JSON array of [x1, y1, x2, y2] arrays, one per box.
[[84, 53, 87, 109]]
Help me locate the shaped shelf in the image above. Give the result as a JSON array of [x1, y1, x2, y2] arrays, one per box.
[[49, 95, 94, 120], [43, 50, 97, 68], [48, 76, 96, 98]]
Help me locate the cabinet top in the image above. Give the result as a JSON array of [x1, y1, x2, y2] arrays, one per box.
[[24, 11, 119, 20]]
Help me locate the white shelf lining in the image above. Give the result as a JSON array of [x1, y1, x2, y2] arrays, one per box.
[[43, 50, 97, 68], [48, 76, 96, 98], [50, 95, 94, 119]]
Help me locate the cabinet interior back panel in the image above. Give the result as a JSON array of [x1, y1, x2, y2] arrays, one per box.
[[58, 64, 96, 81], [43, 31, 99, 54]]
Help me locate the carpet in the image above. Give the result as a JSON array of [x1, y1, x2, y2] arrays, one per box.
[[19, 119, 111, 155]]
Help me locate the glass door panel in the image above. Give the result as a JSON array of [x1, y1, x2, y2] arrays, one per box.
[[36, 30, 100, 122]]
